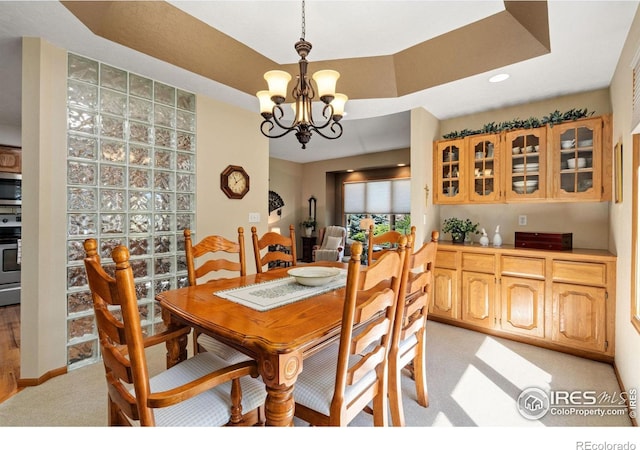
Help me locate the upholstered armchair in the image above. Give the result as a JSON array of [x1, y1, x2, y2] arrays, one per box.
[[312, 226, 347, 262]]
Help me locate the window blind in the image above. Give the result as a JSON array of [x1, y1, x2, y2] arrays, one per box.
[[344, 179, 410, 214]]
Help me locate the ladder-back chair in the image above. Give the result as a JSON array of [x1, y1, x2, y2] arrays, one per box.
[[83, 239, 266, 426], [388, 230, 439, 426], [293, 238, 408, 426], [184, 228, 252, 362]]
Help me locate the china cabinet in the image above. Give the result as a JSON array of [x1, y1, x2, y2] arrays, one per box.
[[504, 127, 547, 201], [432, 243, 616, 361], [433, 139, 466, 204], [467, 134, 502, 203], [550, 117, 604, 201], [433, 115, 611, 204]]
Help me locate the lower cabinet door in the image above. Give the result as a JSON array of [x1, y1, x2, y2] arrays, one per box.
[[431, 268, 458, 320], [551, 282, 606, 353], [461, 271, 495, 330], [500, 276, 545, 338]]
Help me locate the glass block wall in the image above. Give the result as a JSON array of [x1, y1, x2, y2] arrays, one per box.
[[65, 53, 196, 369]]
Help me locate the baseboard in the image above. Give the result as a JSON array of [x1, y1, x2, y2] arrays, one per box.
[[17, 366, 67, 388], [613, 362, 638, 427]]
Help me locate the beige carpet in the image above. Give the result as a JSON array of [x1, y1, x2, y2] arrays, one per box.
[[0, 321, 632, 429]]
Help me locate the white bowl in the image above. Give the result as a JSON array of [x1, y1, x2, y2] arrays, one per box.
[[561, 140, 575, 149], [524, 145, 534, 153], [288, 267, 341, 286], [512, 147, 521, 154], [567, 157, 586, 169], [513, 180, 538, 187], [578, 139, 593, 147], [513, 163, 539, 172], [514, 186, 537, 194]]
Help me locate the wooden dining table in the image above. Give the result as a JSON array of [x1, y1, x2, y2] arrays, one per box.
[[155, 261, 349, 427]]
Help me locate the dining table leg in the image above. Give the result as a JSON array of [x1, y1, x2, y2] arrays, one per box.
[[162, 309, 188, 368], [257, 350, 303, 426]]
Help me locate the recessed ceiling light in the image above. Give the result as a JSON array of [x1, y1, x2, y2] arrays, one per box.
[[346, 169, 354, 172], [397, 163, 406, 167], [489, 73, 510, 83]]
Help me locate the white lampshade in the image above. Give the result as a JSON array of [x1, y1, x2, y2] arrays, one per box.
[[264, 70, 292, 103], [330, 93, 348, 117], [256, 90, 275, 115], [312, 70, 340, 103]]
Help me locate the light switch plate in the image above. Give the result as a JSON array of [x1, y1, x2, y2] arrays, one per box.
[[249, 212, 260, 223], [518, 215, 527, 226]]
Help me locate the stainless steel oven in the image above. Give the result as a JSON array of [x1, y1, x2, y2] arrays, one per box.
[[0, 214, 21, 306], [0, 173, 21, 206]]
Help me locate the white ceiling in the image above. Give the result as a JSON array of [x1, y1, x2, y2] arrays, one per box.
[[0, 1, 638, 163]]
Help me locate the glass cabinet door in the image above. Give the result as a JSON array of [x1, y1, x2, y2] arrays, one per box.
[[435, 139, 465, 203], [505, 128, 547, 201], [551, 118, 602, 200], [468, 134, 501, 203]]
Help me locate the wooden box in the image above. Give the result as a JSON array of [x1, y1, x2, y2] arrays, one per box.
[[515, 232, 573, 251]]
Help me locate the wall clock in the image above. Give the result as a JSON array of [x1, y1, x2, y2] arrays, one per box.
[[220, 165, 250, 199]]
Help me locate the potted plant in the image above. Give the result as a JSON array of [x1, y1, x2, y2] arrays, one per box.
[[442, 217, 479, 244], [300, 217, 317, 237]]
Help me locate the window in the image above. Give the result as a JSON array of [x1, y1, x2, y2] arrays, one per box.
[[344, 179, 411, 241], [632, 135, 640, 333]]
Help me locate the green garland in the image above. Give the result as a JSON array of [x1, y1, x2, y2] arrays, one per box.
[[442, 108, 594, 140]]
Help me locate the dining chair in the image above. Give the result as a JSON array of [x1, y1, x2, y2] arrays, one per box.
[[184, 228, 252, 362], [251, 224, 297, 273], [293, 237, 408, 426], [312, 225, 347, 262], [388, 230, 439, 426], [367, 225, 403, 264], [83, 238, 266, 426]]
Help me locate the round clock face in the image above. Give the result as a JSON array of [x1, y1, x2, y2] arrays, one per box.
[[228, 170, 247, 194], [220, 165, 250, 199]]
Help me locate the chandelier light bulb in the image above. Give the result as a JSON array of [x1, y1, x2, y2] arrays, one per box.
[[257, 90, 275, 118], [264, 70, 292, 104], [330, 93, 348, 119], [312, 70, 340, 104]]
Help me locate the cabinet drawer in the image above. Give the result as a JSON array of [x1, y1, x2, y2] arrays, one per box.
[[436, 250, 457, 269], [501, 256, 545, 279], [462, 252, 495, 273], [552, 260, 607, 286]]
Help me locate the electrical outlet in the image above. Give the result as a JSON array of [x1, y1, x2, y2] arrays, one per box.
[[518, 215, 527, 226], [248, 212, 260, 223]]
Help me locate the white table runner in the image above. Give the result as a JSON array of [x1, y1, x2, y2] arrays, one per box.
[[215, 269, 347, 311]]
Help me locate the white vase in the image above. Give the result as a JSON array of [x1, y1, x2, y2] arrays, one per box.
[[493, 226, 502, 247], [479, 234, 489, 247], [305, 227, 313, 237]]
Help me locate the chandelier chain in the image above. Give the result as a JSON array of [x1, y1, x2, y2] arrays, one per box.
[[301, 0, 306, 40]]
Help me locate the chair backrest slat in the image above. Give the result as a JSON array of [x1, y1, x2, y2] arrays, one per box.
[[251, 224, 297, 273], [185, 228, 246, 284]]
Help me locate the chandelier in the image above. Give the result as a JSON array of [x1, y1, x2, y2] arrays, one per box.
[[257, 0, 348, 149]]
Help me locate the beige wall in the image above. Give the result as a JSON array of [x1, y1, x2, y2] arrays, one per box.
[[20, 38, 68, 377], [608, 5, 640, 406], [19, 38, 271, 378], [195, 96, 269, 277], [267, 157, 304, 239], [410, 107, 440, 247]]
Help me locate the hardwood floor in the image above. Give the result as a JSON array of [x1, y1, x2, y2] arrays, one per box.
[[0, 304, 20, 403]]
